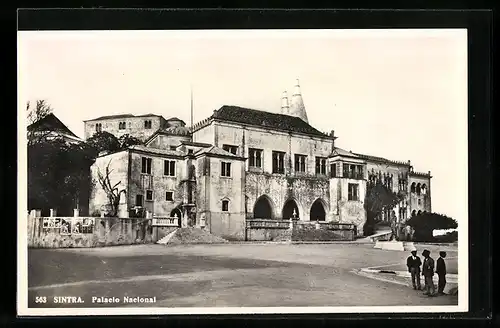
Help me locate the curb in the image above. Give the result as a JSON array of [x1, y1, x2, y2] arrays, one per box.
[[360, 268, 458, 284]]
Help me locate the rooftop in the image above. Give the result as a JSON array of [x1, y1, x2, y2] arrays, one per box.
[[195, 145, 244, 159], [197, 105, 328, 138], [28, 113, 80, 139], [84, 113, 165, 122], [128, 144, 185, 157], [353, 152, 409, 167]]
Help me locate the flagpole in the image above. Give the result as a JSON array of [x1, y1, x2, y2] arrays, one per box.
[[190, 84, 194, 141]]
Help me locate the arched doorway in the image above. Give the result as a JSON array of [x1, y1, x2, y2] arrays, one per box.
[[417, 210, 422, 215], [411, 210, 416, 217], [282, 199, 300, 220], [253, 196, 273, 219], [310, 199, 326, 221]]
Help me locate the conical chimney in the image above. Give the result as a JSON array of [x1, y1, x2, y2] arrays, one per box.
[[289, 79, 309, 123], [281, 91, 289, 114]]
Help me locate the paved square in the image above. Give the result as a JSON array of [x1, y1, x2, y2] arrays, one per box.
[[27, 243, 458, 308]]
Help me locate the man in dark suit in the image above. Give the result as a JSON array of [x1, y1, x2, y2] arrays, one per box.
[[406, 250, 422, 290], [436, 251, 447, 295], [422, 249, 436, 297]]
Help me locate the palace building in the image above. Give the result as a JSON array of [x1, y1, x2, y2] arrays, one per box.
[[87, 80, 431, 240]]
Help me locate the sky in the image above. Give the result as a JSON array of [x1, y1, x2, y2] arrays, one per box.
[[17, 29, 468, 226]]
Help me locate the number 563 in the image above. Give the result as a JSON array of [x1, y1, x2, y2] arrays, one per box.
[[35, 296, 47, 303]]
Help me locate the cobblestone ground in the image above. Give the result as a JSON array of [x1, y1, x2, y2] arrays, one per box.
[[27, 243, 459, 308]]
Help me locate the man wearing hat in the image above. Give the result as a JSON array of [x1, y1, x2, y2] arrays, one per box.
[[436, 251, 447, 295], [421, 249, 436, 296], [406, 250, 422, 290]]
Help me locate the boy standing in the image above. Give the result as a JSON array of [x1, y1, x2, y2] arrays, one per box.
[[436, 251, 447, 295], [406, 250, 422, 290], [422, 249, 436, 297]]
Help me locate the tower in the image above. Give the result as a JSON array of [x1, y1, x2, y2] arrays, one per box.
[[288, 79, 309, 123]]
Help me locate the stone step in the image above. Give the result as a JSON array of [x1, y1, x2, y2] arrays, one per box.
[[156, 228, 178, 245]]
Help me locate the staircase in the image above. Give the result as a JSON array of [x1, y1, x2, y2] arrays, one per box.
[[365, 222, 393, 242], [156, 229, 178, 245]]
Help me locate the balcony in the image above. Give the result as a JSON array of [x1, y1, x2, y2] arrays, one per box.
[[341, 172, 364, 180]]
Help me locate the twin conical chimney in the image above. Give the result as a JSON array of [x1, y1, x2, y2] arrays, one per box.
[[282, 79, 309, 123], [281, 91, 289, 114]]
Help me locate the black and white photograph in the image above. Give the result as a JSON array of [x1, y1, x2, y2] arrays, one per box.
[[18, 28, 468, 315]]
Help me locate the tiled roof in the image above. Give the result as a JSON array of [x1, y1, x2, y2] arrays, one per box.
[[128, 145, 184, 157], [330, 147, 360, 158], [194, 146, 243, 159], [211, 105, 327, 138], [27, 113, 80, 139], [181, 141, 212, 147], [85, 113, 164, 121], [353, 153, 409, 166]]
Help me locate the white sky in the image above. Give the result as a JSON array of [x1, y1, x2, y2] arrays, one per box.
[[17, 29, 468, 225]]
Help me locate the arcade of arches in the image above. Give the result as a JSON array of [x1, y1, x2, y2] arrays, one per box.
[[252, 196, 327, 221], [253, 196, 274, 219]]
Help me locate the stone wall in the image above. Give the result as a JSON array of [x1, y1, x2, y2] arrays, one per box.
[[244, 219, 356, 241], [27, 216, 160, 248], [292, 221, 355, 241]]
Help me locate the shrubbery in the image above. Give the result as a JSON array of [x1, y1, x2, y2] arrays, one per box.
[[406, 212, 458, 242]]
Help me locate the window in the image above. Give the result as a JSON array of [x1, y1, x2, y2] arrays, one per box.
[[418, 199, 422, 206], [119, 122, 126, 130], [294, 154, 306, 172], [164, 160, 176, 176], [95, 123, 102, 132], [222, 200, 229, 212], [169, 146, 177, 151], [221, 162, 231, 177], [343, 163, 364, 179], [146, 190, 153, 201], [348, 183, 359, 201], [144, 120, 152, 129], [272, 151, 285, 174], [249, 148, 263, 168], [330, 163, 337, 177], [188, 149, 194, 154], [223, 144, 238, 155], [135, 195, 144, 207], [166, 191, 174, 201], [141, 157, 152, 174], [315, 157, 327, 175]]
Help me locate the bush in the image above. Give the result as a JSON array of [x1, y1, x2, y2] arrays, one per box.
[[406, 212, 458, 242], [434, 230, 458, 243]]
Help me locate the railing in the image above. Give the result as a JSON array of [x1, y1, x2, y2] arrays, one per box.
[[342, 172, 364, 180], [152, 217, 179, 227], [246, 219, 290, 229]]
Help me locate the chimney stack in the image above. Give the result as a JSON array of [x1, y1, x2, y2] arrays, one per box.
[[281, 91, 289, 114], [289, 78, 309, 123]]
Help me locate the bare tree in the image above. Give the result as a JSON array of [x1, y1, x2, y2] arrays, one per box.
[[27, 100, 53, 125], [96, 160, 126, 217], [27, 100, 55, 145]]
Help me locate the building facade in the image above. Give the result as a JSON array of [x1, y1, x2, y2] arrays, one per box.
[[88, 80, 432, 240]]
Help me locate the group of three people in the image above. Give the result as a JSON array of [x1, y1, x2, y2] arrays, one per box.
[[406, 249, 447, 297]]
